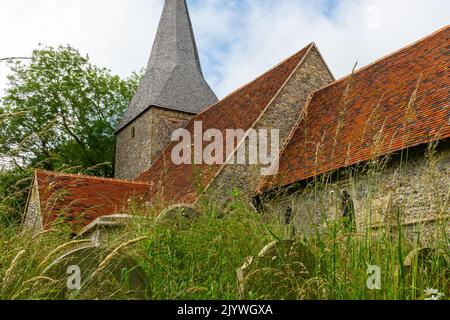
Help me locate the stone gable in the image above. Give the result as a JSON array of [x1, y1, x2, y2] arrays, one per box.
[[205, 46, 335, 205]]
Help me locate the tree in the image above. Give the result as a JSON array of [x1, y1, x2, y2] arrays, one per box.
[[0, 45, 141, 177], [0, 45, 141, 227]]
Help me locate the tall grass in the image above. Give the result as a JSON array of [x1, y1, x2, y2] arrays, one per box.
[[0, 129, 448, 300], [256, 138, 449, 300], [0, 183, 447, 300]]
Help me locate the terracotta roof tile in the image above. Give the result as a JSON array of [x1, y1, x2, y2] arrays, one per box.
[[258, 26, 450, 193], [35, 170, 150, 231], [137, 44, 313, 204]]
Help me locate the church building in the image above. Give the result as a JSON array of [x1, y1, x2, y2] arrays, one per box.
[[22, 0, 449, 241]]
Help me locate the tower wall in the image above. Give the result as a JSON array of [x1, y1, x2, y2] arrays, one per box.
[[115, 107, 193, 180]]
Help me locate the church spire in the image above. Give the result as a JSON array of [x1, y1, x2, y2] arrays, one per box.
[[117, 0, 218, 132]]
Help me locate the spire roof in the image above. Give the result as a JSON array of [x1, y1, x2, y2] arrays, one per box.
[[116, 0, 218, 132]]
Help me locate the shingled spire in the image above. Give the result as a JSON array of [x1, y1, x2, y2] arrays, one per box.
[[116, 0, 218, 132]]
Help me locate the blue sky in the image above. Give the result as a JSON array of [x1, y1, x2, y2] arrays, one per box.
[[0, 0, 449, 98]]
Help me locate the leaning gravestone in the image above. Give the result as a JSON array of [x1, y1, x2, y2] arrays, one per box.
[[403, 247, 449, 268], [42, 242, 102, 298], [237, 240, 319, 300], [403, 247, 449, 277], [395, 247, 449, 298]]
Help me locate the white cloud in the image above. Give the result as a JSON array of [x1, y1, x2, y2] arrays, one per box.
[[192, 0, 449, 96], [0, 0, 449, 99]]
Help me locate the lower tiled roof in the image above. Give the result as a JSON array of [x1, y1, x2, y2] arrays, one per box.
[[35, 170, 150, 231]]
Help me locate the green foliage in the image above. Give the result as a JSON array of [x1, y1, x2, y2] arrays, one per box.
[[0, 168, 33, 227], [0, 45, 141, 177], [0, 45, 142, 228]]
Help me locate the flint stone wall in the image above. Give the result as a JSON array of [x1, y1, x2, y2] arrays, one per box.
[[206, 47, 334, 206], [262, 142, 450, 243], [115, 107, 193, 180]]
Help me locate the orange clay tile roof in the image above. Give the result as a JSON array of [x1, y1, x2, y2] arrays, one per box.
[[136, 44, 313, 204], [35, 170, 150, 231], [258, 26, 450, 193]]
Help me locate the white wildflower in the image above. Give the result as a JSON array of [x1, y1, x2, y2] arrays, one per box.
[[424, 288, 439, 296], [424, 288, 445, 300]]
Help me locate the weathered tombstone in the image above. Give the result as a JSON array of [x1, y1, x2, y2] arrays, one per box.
[[156, 204, 200, 228], [42, 215, 149, 299], [42, 242, 102, 298], [403, 247, 449, 274], [401, 247, 449, 297], [236, 240, 318, 300], [43, 244, 148, 299]]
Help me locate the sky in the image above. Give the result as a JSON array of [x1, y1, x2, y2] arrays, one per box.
[[0, 0, 449, 99]]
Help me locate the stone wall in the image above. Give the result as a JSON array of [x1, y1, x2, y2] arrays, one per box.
[[261, 141, 450, 243], [206, 46, 334, 206], [150, 108, 194, 162], [22, 176, 43, 234], [115, 107, 193, 180]]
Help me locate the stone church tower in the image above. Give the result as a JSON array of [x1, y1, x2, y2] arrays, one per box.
[[115, 0, 218, 180]]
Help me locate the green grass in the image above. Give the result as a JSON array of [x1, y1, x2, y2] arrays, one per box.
[[0, 138, 448, 300], [0, 194, 448, 300]]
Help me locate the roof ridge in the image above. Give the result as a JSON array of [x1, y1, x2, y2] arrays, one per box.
[[255, 45, 334, 194], [316, 24, 449, 92], [35, 169, 151, 186], [195, 43, 316, 118], [256, 43, 337, 193], [264, 25, 450, 185]]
